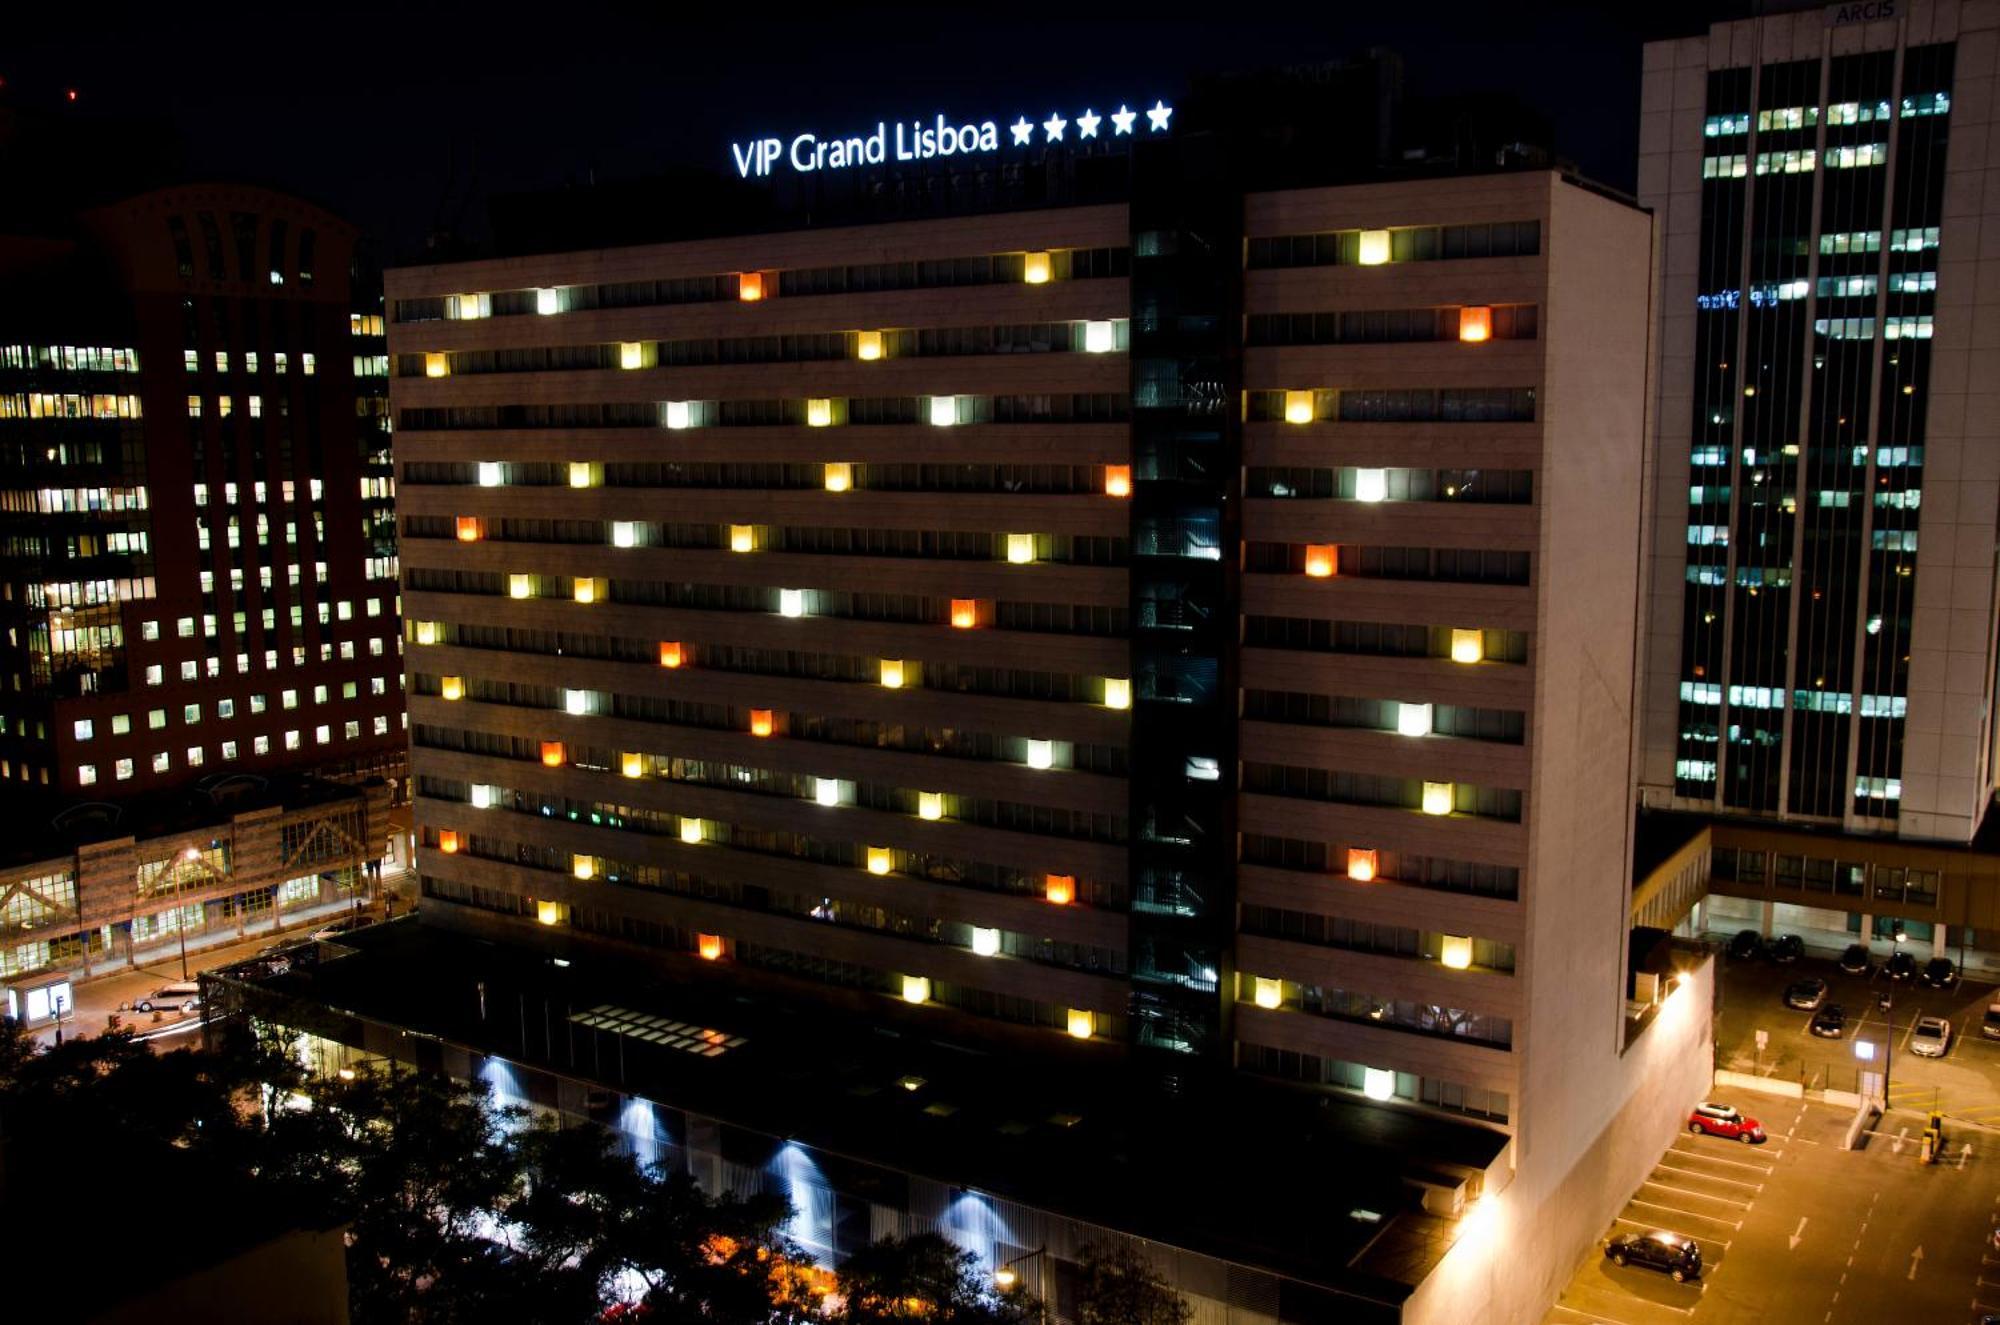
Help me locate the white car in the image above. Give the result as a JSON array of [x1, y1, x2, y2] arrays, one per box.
[[1910, 1015, 1951, 1058]]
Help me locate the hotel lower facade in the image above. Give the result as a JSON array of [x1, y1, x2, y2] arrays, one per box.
[[386, 164, 1705, 1322]]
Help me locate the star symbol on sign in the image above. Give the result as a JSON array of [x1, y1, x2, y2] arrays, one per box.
[[1076, 108, 1102, 139], [1043, 112, 1067, 142], [1147, 100, 1173, 132], [1110, 104, 1137, 135], [1010, 117, 1035, 146]]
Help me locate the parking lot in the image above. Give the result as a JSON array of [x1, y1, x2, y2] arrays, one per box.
[[1713, 943, 2000, 1125]]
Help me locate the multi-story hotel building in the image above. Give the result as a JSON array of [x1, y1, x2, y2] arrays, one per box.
[[1637, 0, 2000, 963], [386, 143, 1698, 1322]]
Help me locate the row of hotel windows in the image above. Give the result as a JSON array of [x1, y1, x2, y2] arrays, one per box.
[[407, 460, 1126, 496], [415, 623, 1129, 709], [1686, 487, 1921, 511], [1241, 832, 1519, 900], [425, 518, 1128, 567], [1246, 542, 1531, 587], [1694, 272, 1937, 307], [74, 676, 399, 738], [1236, 1042, 1509, 1123], [1678, 681, 1906, 717], [76, 715, 398, 784], [0, 345, 140, 372], [1687, 526, 1918, 552], [1249, 466, 1534, 504], [451, 820, 1125, 974], [183, 349, 316, 374], [1243, 689, 1525, 745], [1690, 444, 1922, 469], [132, 601, 394, 641], [1712, 847, 1939, 906], [410, 321, 1128, 378], [1238, 973, 1512, 1049], [1245, 304, 1536, 346], [1242, 762, 1523, 825], [1701, 143, 1890, 178], [1244, 617, 1526, 666], [1245, 220, 1541, 270], [1246, 387, 1536, 425], [395, 247, 1132, 323], [423, 783, 1120, 909], [1703, 93, 1952, 136], [1672, 761, 1903, 801], [0, 393, 143, 420], [424, 875, 1119, 1043], [399, 393, 1129, 431], [0, 485, 147, 515], [1240, 902, 1515, 973], [133, 640, 394, 683]]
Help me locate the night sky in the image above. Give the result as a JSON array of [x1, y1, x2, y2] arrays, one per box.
[[9, 1, 1752, 259]]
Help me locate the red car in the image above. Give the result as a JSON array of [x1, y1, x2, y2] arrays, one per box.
[[1687, 1102, 1765, 1143]]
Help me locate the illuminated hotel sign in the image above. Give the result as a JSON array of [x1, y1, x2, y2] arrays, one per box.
[[731, 99, 1174, 178]]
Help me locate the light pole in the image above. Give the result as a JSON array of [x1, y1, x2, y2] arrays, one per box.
[[993, 1246, 1047, 1320], [176, 846, 200, 980]]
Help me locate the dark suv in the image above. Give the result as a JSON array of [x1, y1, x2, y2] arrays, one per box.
[[1605, 1231, 1702, 1282]]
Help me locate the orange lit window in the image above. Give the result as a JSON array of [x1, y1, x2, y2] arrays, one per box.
[[738, 271, 765, 302], [697, 933, 724, 961], [659, 641, 684, 669], [540, 741, 565, 767], [1346, 848, 1377, 882], [438, 831, 460, 854], [1045, 874, 1075, 905], [1458, 306, 1493, 343], [1303, 544, 1336, 578], [455, 516, 482, 542], [749, 708, 774, 737], [1104, 465, 1132, 497], [950, 599, 978, 629]]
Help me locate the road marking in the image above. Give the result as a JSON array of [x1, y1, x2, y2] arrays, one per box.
[[1669, 1143, 1777, 1173], [1625, 1197, 1743, 1230], [1641, 1178, 1753, 1210], [1788, 1216, 1808, 1250], [1908, 1244, 1924, 1280], [1653, 1159, 1763, 1191]]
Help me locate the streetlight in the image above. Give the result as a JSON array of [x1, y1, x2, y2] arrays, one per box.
[[176, 846, 200, 980], [994, 1246, 1047, 1311]]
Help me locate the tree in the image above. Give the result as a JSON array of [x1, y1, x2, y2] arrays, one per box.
[[1074, 1241, 1192, 1325], [832, 1233, 1040, 1324]]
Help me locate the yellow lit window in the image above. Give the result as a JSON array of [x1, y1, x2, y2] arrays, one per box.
[[573, 577, 602, 604], [1284, 390, 1315, 425], [1083, 320, 1115, 353], [569, 461, 599, 488], [1458, 306, 1493, 344], [737, 271, 765, 302], [929, 396, 958, 427], [509, 574, 532, 599], [424, 353, 448, 378], [621, 752, 644, 778], [1065, 1009, 1094, 1039], [572, 855, 595, 880], [902, 975, 931, 1005], [1024, 739, 1053, 770], [1104, 465, 1131, 498], [971, 927, 1000, 957], [856, 330, 883, 361], [806, 398, 834, 428], [1005, 533, 1035, 564], [438, 830, 460, 854], [697, 933, 724, 961], [749, 708, 774, 737], [880, 659, 905, 689], [1045, 874, 1074, 905], [823, 462, 852, 492], [1023, 251, 1052, 284], [918, 792, 943, 821], [537, 899, 563, 926], [1346, 848, 1377, 882], [440, 675, 465, 701], [1357, 229, 1391, 266], [414, 621, 438, 646], [1354, 468, 1387, 503], [729, 524, 755, 553], [950, 599, 978, 629], [1450, 629, 1484, 664], [451, 293, 489, 320], [541, 741, 565, 767], [1421, 781, 1454, 816], [680, 817, 704, 844], [1104, 678, 1132, 710], [1303, 544, 1336, 578], [455, 516, 482, 542], [1440, 934, 1474, 970], [866, 846, 893, 875], [1253, 977, 1282, 1009], [658, 641, 684, 669], [1396, 702, 1433, 737], [618, 342, 646, 370]]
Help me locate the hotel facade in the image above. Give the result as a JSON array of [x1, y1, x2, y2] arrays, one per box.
[[387, 158, 1701, 1321], [1638, 0, 2000, 965]]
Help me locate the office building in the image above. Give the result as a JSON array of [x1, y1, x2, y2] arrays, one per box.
[[1637, 0, 2000, 961], [381, 104, 1699, 1315], [0, 183, 402, 804]]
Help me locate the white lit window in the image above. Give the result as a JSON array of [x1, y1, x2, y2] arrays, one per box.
[[115, 758, 134, 781], [151, 751, 170, 774], [78, 764, 97, 786], [73, 719, 93, 741]]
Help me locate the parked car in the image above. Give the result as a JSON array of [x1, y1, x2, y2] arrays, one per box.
[[1604, 1230, 1703, 1282], [1885, 950, 1919, 983], [1921, 957, 1958, 990], [1809, 1004, 1848, 1039], [1910, 1016, 1951, 1058], [1728, 929, 1762, 961], [1764, 933, 1804, 964], [1784, 978, 1829, 1010], [1687, 1102, 1765, 1143], [133, 981, 201, 1013], [1838, 944, 1872, 975], [1981, 1003, 2000, 1041]]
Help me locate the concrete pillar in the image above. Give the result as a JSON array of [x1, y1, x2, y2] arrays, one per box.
[[1860, 912, 1873, 946], [1761, 900, 1775, 937], [1933, 924, 1948, 959]]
